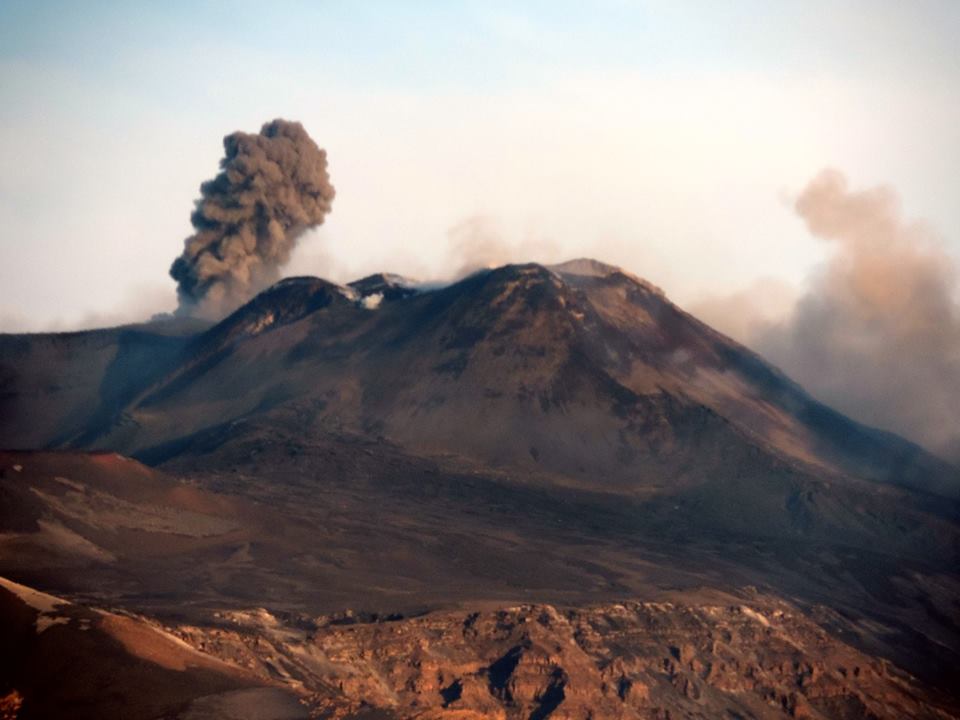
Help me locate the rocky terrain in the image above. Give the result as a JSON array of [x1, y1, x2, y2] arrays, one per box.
[[170, 595, 958, 719], [1, 260, 958, 718], [3, 569, 956, 719]]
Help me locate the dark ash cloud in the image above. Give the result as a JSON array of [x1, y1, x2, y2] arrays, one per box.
[[170, 119, 335, 318]]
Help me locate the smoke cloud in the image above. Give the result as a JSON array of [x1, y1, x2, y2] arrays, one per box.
[[446, 216, 560, 281], [752, 169, 960, 463], [688, 277, 798, 346], [170, 119, 335, 318]]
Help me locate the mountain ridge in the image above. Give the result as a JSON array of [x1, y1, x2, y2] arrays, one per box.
[[1, 259, 956, 496]]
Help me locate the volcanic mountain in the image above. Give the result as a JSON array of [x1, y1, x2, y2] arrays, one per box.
[[1, 260, 958, 718], [4, 260, 956, 492]]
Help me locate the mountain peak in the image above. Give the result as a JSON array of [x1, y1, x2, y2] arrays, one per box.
[[211, 275, 353, 340], [548, 258, 623, 278], [549, 258, 665, 297], [347, 273, 420, 303]]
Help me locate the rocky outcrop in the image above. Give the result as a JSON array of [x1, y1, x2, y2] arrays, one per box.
[[173, 597, 958, 720]]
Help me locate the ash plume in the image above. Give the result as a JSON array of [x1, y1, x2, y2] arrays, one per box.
[[170, 119, 335, 318], [755, 169, 960, 463]]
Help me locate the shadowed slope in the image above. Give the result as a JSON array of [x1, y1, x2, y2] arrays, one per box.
[[0, 575, 307, 720]]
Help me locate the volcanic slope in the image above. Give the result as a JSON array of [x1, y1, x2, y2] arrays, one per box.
[[1, 262, 958, 607], [3, 260, 953, 496], [5, 261, 957, 556]]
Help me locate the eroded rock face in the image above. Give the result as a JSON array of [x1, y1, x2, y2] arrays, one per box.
[[173, 598, 957, 720]]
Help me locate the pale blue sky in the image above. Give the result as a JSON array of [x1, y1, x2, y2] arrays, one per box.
[[1, 1, 958, 328]]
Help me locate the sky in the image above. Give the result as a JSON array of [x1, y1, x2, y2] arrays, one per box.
[[1, 0, 959, 331]]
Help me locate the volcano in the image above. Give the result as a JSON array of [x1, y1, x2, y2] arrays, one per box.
[[1, 260, 958, 719], [4, 259, 955, 494]]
